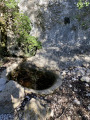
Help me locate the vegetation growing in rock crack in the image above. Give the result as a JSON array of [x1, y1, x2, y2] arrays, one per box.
[[77, 0, 90, 9], [0, 0, 42, 57]]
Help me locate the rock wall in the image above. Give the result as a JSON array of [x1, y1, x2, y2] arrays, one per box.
[[18, 0, 90, 45], [18, 0, 90, 68]]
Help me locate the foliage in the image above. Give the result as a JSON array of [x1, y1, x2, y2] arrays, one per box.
[[0, 0, 42, 57], [77, 0, 90, 9], [5, 0, 18, 9]]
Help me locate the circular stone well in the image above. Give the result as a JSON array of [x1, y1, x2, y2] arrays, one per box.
[[6, 61, 62, 94]]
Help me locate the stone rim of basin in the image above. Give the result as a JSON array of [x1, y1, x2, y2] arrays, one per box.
[[1, 62, 62, 95]]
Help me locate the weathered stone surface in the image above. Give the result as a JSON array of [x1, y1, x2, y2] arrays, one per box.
[[0, 78, 6, 91], [6, 0, 90, 68], [88, 104, 90, 111], [0, 78, 6, 85], [0, 81, 25, 114], [73, 98, 81, 105], [1, 59, 22, 80], [16, 0, 90, 69], [81, 76, 90, 83], [21, 98, 51, 120]]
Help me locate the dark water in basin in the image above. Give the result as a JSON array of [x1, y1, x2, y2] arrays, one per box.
[[7, 63, 58, 90]]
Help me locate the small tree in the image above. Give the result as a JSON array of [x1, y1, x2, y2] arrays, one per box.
[[0, 0, 42, 57]]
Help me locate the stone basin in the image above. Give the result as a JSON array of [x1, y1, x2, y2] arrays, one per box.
[[1, 60, 62, 95]]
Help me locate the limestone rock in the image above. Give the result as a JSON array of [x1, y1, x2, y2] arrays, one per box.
[[0, 81, 25, 114], [0, 78, 6, 91], [16, 0, 90, 69], [81, 76, 90, 83], [0, 78, 6, 85], [21, 98, 51, 120], [73, 98, 80, 105], [1, 59, 22, 83], [86, 93, 90, 97], [88, 104, 90, 111]]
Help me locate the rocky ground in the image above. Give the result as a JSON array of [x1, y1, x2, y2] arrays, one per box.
[[45, 64, 90, 120], [0, 58, 90, 120]]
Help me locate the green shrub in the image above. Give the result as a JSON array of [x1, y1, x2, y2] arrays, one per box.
[[77, 0, 90, 9], [0, 0, 42, 57]]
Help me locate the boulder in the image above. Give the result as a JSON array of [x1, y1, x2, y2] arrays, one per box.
[[21, 98, 51, 120], [0, 81, 25, 114]]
